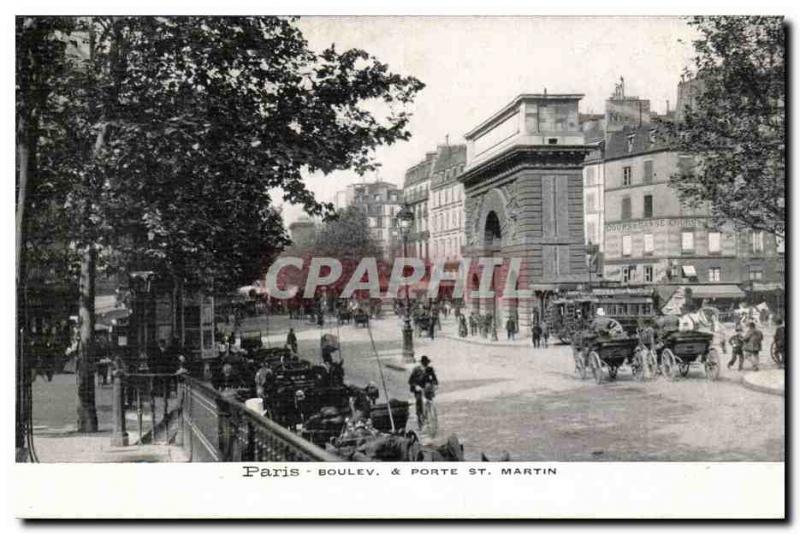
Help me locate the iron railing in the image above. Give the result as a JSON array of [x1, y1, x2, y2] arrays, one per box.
[[122, 373, 181, 445], [179, 376, 340, 462]]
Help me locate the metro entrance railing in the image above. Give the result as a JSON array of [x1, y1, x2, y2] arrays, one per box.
[[112, 372, 339, 462]]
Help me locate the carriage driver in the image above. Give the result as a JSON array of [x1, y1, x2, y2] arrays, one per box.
[[408, 355, 439, 423]]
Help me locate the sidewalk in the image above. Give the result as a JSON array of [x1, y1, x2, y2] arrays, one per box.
[[739, 369, 785, 396], [30, 374, 186, 463]]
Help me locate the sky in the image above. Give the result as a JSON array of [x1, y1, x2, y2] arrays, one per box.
[[277, 16, 699, 225]]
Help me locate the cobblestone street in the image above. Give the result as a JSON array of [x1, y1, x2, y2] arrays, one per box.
[[255, 312, 784, 461]]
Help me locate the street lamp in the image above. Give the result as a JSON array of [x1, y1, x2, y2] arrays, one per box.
[[397, 204, 415, 363], [129, 271, 155, 371]]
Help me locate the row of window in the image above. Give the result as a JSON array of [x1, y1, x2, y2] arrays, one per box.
[[356, 191, 400, 203], [620, 264, 766, 284], [620, 230, 779, 257], [433, 235, 462, 259], [620, 160, 655, 187], [431, 183, 463, 208], [432, 208, 462, 232], [619, 193, 653, 220]]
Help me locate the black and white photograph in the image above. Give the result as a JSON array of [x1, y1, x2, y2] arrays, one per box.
[[11, 9, 787, 519]]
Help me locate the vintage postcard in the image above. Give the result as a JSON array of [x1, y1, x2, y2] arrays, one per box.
[[12, 12, 786, 519]]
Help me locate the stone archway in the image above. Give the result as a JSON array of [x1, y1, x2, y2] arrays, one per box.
[[484, 211, 502, 249], [473, 187, 510, 251]]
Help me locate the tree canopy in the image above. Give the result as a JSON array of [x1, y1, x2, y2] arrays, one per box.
[[669, 16, 784, 236], [23, 16, 425, 293]]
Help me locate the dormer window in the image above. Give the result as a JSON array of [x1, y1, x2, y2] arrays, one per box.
[[627, 135, 635, 153]]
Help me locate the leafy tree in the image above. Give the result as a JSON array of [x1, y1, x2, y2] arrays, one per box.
[[313, 206, 384, 260], [16, 15, 78, 457], [669, 16, 784, 236], [19, 16, 424, 431]]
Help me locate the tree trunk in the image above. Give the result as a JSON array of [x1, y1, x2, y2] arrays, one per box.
[[16, 109, 30, 457], [76, 243, 98, 432]]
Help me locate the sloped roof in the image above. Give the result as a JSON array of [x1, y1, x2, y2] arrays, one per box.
[[432, 144, 466, 173]]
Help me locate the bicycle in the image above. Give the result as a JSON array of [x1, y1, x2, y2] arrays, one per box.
[[416, 383, 438, 437]]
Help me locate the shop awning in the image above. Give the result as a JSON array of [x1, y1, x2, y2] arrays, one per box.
[[750, 282, 784, 292], [689, 284, 746, 300], [681, 265, 697, 277]]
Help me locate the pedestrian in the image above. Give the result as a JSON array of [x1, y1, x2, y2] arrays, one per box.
[[428, 315, 436, 339], [774, 317, 785, 364], [458, 314, 468, 338], [532, 323, 542, 348], [286, 327, 298, 354], [254, 360, 275, 414], [742, 321, 763, 371], [468, 313, 477, 336], [726, 325, 745, 371], [541, 323, 550, 348], [506, 315, 516, 340]]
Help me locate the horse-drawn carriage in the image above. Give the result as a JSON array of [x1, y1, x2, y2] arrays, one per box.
[[656, 328, 719, 381], [631, 315, 720, 381], [572, 317, 645, 384]]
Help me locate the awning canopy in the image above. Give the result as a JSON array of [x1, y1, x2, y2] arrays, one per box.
[[750, 282, 784, 292], [689, 284, 745, 300], [682, 265, 697, 277]]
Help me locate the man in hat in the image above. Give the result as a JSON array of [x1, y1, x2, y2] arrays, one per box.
[[408, 355, 439, 425], [727, 325, 745, 371], [742, 321, 763, 371]]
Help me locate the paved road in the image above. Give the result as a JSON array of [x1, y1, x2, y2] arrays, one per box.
[[244, 312, 785, 462]]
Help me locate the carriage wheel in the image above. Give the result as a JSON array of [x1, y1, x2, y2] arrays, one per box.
[[631, 347, 645, 382], [661, 349, 678, 381], [589, 351, 603, 384], [705, 348, 721, 381], [574, 351, 588, 380], [770, 341, 784, 367], [646, 349, 659, 380]]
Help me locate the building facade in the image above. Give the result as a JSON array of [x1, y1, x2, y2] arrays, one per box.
[[601, 126, 785, 307], [429, 144, 467, 263], [461, 94, 590, 334], [338, 181, 403, 257], [583, 144, 605, 254], [402, 152, 435, 259]]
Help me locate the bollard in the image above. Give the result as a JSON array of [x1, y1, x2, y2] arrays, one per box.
[[110, 372, 129, 447]]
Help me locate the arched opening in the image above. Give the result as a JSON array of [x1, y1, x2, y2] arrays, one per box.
[[484, 211, 502, 248]]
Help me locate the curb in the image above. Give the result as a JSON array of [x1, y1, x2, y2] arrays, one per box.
[[739, 373, 784, 397], [439, 333, 538, 349], [384, 360, 416, 372]]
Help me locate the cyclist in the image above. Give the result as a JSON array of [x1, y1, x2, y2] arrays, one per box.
[[408, 355, 439, 426]]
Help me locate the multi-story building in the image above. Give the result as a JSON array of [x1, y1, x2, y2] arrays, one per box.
[[583, 144, 605, 255], [601, 125, 784, 308], [337, 181, 403, 257], [429, 144, 467, 264], [402, 152, 435, 259]]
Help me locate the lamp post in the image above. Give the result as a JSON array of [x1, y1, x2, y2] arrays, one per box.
[[129, 271, 155, 371], [397, 204, 415, 363]]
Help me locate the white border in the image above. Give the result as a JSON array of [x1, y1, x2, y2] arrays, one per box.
[[3, 1, 795, 525]]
